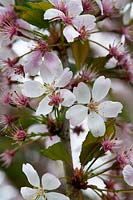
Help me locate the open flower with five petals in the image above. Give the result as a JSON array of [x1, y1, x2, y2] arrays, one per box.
[[66, 76, 123, 137], [44, 0, 96, 42], [22, 62, 75, 116], [21, 163, 70, 200]]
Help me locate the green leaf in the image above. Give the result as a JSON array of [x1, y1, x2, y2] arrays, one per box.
[[104, 119, 116, 139], [80, 120, 116, 166], [87, 55, 110, 70], [41, 142, 71, 165], [15, 0, 42, 5], [15, 2, 50, 29], [21, 9, 49, 28], [71, 40, 90, 70], [27, 2, 52, 11], [80, 132, 103, 166]]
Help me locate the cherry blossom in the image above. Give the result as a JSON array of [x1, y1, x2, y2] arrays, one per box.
[[44, 0, 96, 42], [24, 41, 63, 76], [122, 164, 133, 186], [0, 2, 31, 46], [22, 61, 75, 115], [0, 149, 16, 167], [21, 163, 70, 200], [66, 76, 123, 137]]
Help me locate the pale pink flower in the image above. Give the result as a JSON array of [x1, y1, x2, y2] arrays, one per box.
[[21, 163, 70, 200], [0, 6, 31, 46], [22, 62, 75, 116], [44, 0, 96, 42], [13, 129, 26, 142], [0, 149, 16, 167], [102, 0, 119, 18], [66, 76, 123, 137], [24, 41, 66, 76], [0, 114, 17, 129], [0, 57, 24, 78], [116, 148, 133, 168], [102, 138, 122, 152], [11, 91, 29, 107]]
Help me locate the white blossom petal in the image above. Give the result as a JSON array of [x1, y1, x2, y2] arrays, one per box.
[[63, 25, 80, 43], [92, 76, 111, 102], [122, 165, 133, 186], [67, 0, 83, 17], [22, 81, 45, 98], [28, 124, 48, 134], [44, 8, 65, 20], [123, 5, 131, 25], [98, 101, 123, 118], [42, 173, 61, 190], [95, 0, 103, 15], [55, 68, 72, 88], [0, 0, 15, 6], [48, 0, 67, 7], [40, 51, 63, 84], [36, 96, 53, 116], [22, 163, 40, 187], [73, 14, 96, 31], [66, 105, 88, 126], [20, 187, 37, 200], [88, 112, 106, 137], [38, 197, 45, 200], [24, 51, 42, 76], [114, 0, 127, 9], [73, 82, 91, 104], [16, 19, 32, 39], [27, 124, 48, 140], [60, 89, 76, 107], [45, 192, 70, 200]]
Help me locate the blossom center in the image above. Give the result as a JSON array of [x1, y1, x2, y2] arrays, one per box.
[[79, 26, 88, 40], [88, 101, 99, 111], [62, 15, 72, 25], [49, 92, 64, 106]]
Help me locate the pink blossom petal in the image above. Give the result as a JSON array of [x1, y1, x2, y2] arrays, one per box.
[[40, 52, 63, 84], [42, 173, 61, 190], [92, 76, 111, 102], [22, 163, 40, 187], [44, 8, 65, 20], [63, 25, 80, 43], [60, 89, 76, 107], [66, 105, 88, 126], [48, 0, 67, 7], [73, 82, 91, 104], [123, 165, 133, 186], [36, 96, 53, 116], [20, 187, 37, 200], [45, 192, 70, 200], [67, 0, 83, 17], [98, 101, 123, 118], [0, 0, 15, 6], [22, 81, 45, 98], [16, 19, 32, 39], [24, 51, 42, 76], [55, 68, 72, 88], [88, 112, 106, 137], [73, 14, 96, 31], [95, 0, 103, 15]]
